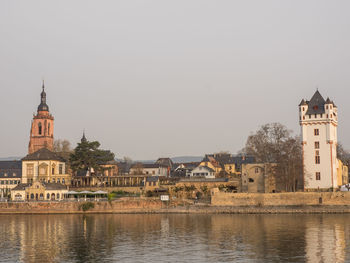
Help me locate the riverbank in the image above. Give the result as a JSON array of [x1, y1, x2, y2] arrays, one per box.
[[2, 198, 350, 214]]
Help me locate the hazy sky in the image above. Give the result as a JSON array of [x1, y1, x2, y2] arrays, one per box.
[[1, 1, 350, 159]]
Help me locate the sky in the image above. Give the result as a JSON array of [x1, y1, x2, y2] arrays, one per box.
[[0, 0, 350, 160]]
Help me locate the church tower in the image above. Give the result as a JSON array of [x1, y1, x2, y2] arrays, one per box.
[[28, 82, 54, 154], [299, 90, 338, 190]]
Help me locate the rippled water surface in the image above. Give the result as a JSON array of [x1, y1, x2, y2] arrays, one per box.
[[1, 214, 350, 262]]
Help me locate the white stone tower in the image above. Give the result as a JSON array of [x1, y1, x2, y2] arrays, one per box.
[[299, 90, 338, 190]]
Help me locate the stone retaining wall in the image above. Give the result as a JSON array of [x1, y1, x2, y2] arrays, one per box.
[[211, 189, 350, 206]]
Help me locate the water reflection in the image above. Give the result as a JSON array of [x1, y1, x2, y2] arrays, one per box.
[[0, 214, 350, 262]]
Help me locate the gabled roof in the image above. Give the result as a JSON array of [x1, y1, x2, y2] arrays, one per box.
[[155, 158, 173, 167], [12, 182, 67, 191], [12, 183, 31, 191], [22, 148, 65, 162], [42, 182, 68, 190], [305, 90, 326, 115], [193, 165, 215, 173]]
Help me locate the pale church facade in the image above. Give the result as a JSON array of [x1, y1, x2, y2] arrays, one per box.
[[299, 90, 339, 190]]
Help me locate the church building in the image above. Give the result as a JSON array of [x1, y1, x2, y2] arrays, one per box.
[[299, 90, 339, 190]]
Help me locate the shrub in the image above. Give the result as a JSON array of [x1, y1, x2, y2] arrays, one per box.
[[80, 202, 95, 211]]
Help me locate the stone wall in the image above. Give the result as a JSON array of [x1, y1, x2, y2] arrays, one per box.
[[211, 189, 350, 206], [0, 197, 169, 214]]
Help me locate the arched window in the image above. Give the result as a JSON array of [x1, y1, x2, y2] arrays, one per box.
[[48, 123, 51, 135], [38, 122, 42, 135], [30, 193, 34, 199], [56, 193, 60, 200], [47, 193, 50, 200]]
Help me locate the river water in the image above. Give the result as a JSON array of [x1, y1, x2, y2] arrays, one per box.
[[0, 214, 350, 262]]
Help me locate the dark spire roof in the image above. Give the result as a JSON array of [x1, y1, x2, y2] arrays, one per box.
[[37, 81, 49, 112], [81, 131, 87, 143], [305, 90, 326, 115], [299, 99, 307, 106]]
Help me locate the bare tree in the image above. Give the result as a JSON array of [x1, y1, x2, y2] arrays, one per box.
[[337, 142, 350, 166], [244, 123, 303, 192], [53, 139, 72, 161]]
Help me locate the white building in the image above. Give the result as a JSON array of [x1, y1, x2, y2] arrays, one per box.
[[190, 166, 215, 179], [129, 163, 168, 177], [299, 90, 338, 190]]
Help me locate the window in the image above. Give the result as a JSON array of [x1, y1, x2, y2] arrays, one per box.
[[302, 107, 305, 111], [314, 114, 317, 118], [12, 173, 16, 177], [255, 167, 259, 173], [316, 172, 321, 180], [315, 142, 320, 149], [27, 164, 34, 176], [59, 164, 63, 174], [52, 167, 55, 174], [315, 150, 319, 156], [314, 129, 319, 136], [38, 122, 42, 135], [249, 178, 254, 183], [320, 114, 323, 118], [326, 105, 328, 109], [57, 178, 60, 183], [62, 178, 65, 184], [56, 193, 60, 199], [30, 194, 34, 199], [315, 156, 320, 164], [0, 181, 3, 185], [47, 193, 50, 200], [309, 115, 311, 119], [48, 123, 51, 135], [4, 173, 7, 177]]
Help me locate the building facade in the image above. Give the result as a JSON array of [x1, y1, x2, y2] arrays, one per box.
[[11, 181, 68, 201], [22, 148, 71, 185], [0, 161, 22, 197], [299, 91, 339, 190], [241, 163, 276, 193], [190, 166, 215, 179], [28, 82, 54, 154]]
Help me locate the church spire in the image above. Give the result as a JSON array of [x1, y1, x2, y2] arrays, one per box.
[[81, 130, 87, 143], [38, 81, 49, 112]]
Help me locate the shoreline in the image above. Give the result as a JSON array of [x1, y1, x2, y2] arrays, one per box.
[[2, 204, 350, 215]]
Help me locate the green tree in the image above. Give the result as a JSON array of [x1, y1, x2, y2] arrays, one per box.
[[69, 137, 115, 174]]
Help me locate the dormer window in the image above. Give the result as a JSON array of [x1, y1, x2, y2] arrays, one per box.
[[313, 105, 318, 110]]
